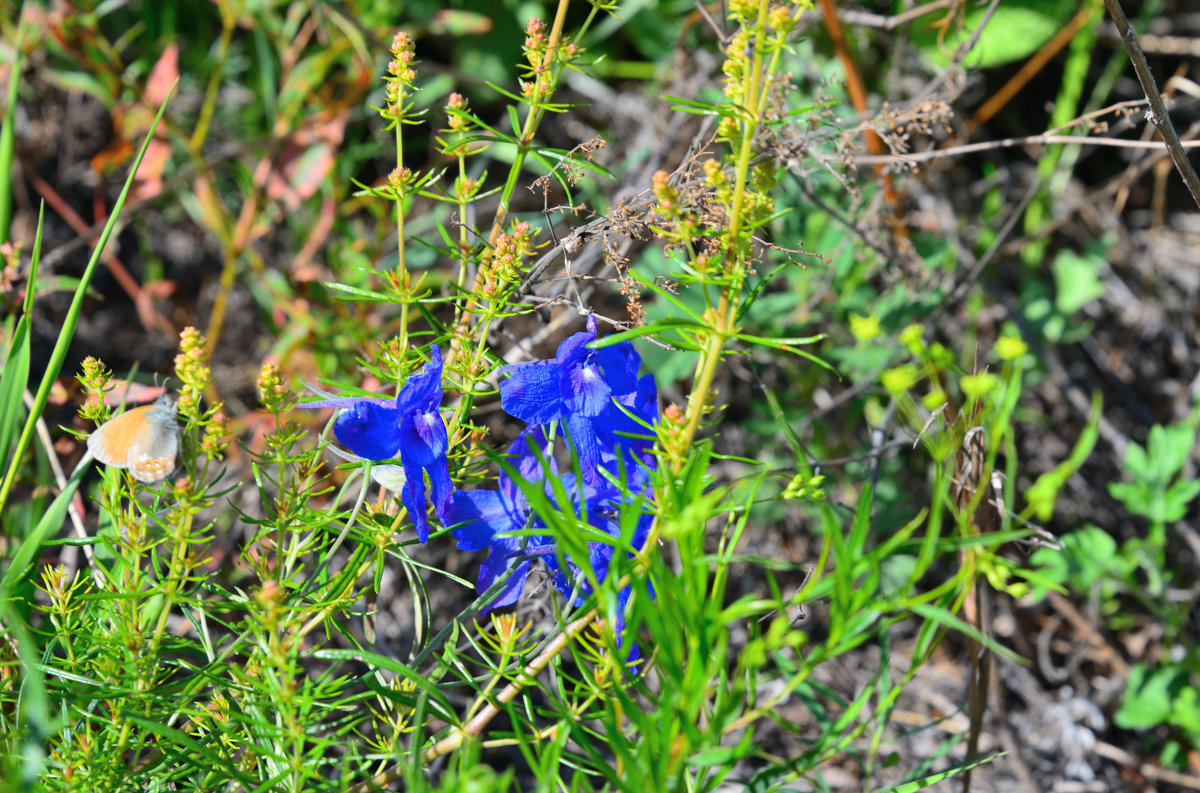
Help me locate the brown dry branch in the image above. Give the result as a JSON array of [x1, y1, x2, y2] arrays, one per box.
[[1103, 0, 1200, 210], [846, 131, 1200, 167], [837, 0, 957, 31]]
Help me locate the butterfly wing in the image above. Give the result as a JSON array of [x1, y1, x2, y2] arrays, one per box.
[[125, 409, 180, 483], [87, 405, 152, 467]]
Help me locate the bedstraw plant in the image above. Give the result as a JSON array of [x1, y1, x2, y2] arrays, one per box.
[[0, 2, 1051, 791]]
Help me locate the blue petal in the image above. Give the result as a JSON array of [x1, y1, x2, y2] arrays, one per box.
[[395, 346, 444, 414], [399, 407, 448, 463], [590, 542, 616, 584], [477, 555, 530, 612], [502, 429, 552, 504], [631, 373, 659, 424], [510, 428, 551, 480], [399, 443, 456, 544], [566, 413, 603, 483], [446, 489, 515, 551], [632, 509, 654, 549], [593, 341, 640, 396], [577, 472, 619, 509], [400, 457, 432, 543], [613, 586, 641, 665], [425, 454, 453, 517], [500, 361, 566, 424], [555, 326, 596, 368], [595, 400, 642, 452], [330, 400, 403, 460], [477, 528, 543, 612], [597, 374, 659, 478], [564, 356, 613, 416], [544, 555, 586, 607]]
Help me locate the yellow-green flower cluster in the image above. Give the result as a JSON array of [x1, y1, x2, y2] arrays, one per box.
[[445, 92, 469, 132], [727, 0, 758, 23], [650, 170, 699, 245], [477, 612, 535, 656], [77, 356, 113, 423], [520, 18, 553, 99], [655, 402, 690, 470], [704, 158, 730, 203], [783, 472, 825, 502], [174, 327, 212, 419], [483, 221, 536, 297], [256, 362, 293, 414], [440, 92, 487, 163], [200, 412, 229, 461], [0, 241, 21, 296], [174, 327, 229, 462], [384, 31, 417, 119], [386, 166, 417, 200], [389, 32, 416, 81], [719, 29, 752, 142]]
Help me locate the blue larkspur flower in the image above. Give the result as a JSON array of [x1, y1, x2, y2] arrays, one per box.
[[449, 318, 661, 661], [303, 346, 451, 543], [447, 430, 654, 660], [596, 371, 659, 489], [445, 430, 554, 610], [540, 478, 654, 664], [499, 315, 647, 483]]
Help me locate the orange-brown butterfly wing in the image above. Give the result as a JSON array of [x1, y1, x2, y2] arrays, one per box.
[[87, 404, 153, 467], [127, 442, 178, 483], [125, 402, 180, 483]]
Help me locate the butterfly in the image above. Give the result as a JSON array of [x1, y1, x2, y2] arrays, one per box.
[[87, 395, 180, 483]]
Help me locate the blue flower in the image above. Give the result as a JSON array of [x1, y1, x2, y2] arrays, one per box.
[[446, 428, 653, 659], [445, 430, 553, 610], [303, 346, 451, 543], [499, 315, 646, 483], [595, 372, 659, 486], [540, 485, 653, 664]]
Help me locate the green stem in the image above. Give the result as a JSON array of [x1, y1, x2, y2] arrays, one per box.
[[675, 0, 784, 461], [455, 156, 471, 295], [395, 93, 408, 286], [679, 329, 727, 462], [486, 0, 572, 243], [0, 13, 24, 245], [190, 0, 239, 154], [150, 509, 196, 653]]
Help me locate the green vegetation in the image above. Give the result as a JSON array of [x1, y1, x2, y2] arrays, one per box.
[[1, 0, 1197, 790]]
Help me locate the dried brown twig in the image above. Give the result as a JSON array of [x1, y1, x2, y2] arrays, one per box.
[[1103, 0, 1200, 211], [844, 131, 1200, 167]]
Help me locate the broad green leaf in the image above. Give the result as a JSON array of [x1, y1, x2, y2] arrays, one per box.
[[1114, 664, 1174, 730], [915, 0, 1078, 70]]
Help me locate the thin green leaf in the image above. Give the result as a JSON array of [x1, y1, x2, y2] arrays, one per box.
[[0, 448, 86, 600], [0, 11, 23, 245], [322, 282, 392, 301], [909, 602, 1023, 665], [122, 712, 257, 787], [535, 148, 616, 181], [870, 753, 1002, 793], [486, 80, 524, 104], [663, 95, 723, 115]]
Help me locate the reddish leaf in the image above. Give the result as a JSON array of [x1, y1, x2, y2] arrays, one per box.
[[266, 108, 348, 210], [90, 134, 134, 176], [130, 138, 171, 202], [102, 382, 170, 407], [145, 44, 179, 107]]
